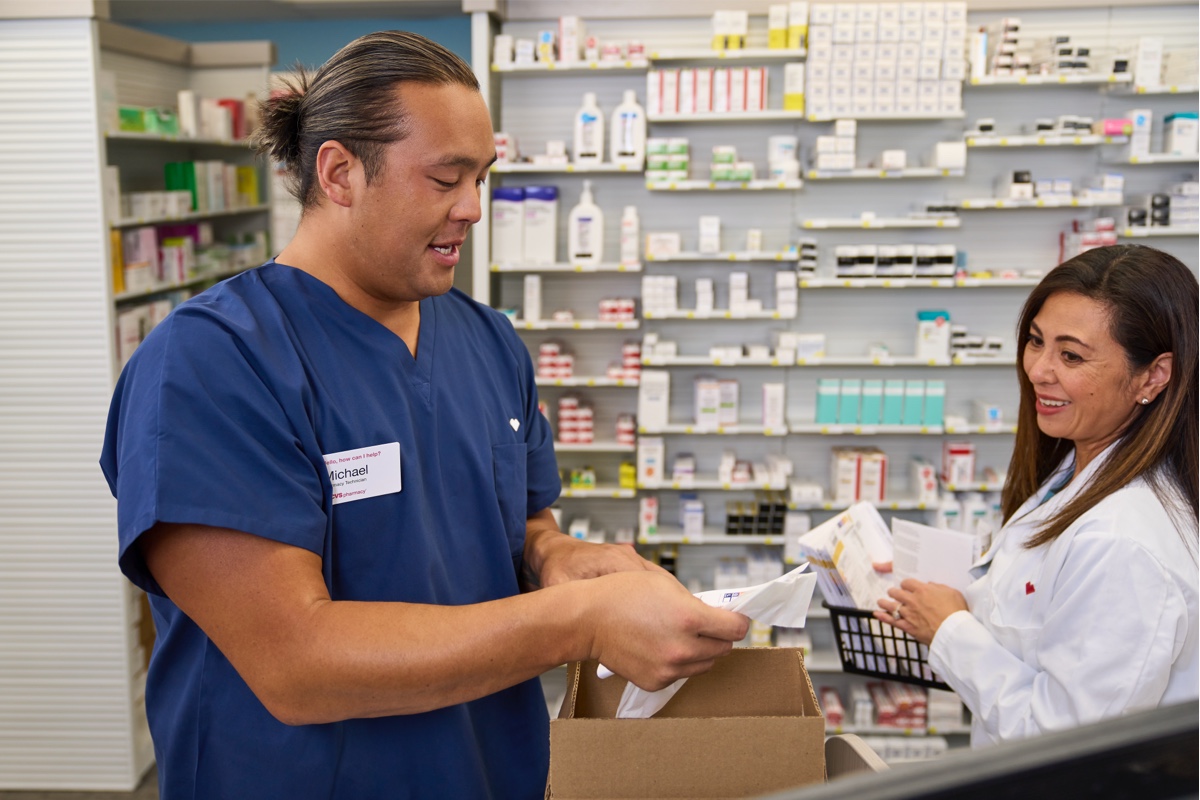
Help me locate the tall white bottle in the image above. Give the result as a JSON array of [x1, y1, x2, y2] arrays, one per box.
[[619, 205, 640, 265], [573, 92, 604, 165], [568, 179, 604, 264], [934, 493, 963, 532], [610, 89, 646, 168]]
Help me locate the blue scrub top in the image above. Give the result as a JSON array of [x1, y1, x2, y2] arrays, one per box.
[[100, 262, 561, 799]]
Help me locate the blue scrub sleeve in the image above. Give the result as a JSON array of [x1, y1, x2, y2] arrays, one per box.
[[102, 306, 328, 595]]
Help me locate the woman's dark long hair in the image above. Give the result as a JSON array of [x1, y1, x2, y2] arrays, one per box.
[[1002, 245, 1198, 552]]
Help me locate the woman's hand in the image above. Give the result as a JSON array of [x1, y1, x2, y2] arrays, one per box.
[[874, 579, 968, 645]]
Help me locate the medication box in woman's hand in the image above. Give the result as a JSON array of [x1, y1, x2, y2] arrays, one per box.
[[547, 648, 825, 798]]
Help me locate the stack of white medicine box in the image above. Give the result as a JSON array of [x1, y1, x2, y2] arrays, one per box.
[[805, 2, 966, 120], [1133, 36, 1164, 89], [640, 275, 679, 315], [1161, 43, 1199, 89], [812, 118, 857, 170], [1168, 181, 1200, 229]]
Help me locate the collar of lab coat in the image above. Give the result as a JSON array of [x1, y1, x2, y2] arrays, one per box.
[[972, 439, 1121, 570]]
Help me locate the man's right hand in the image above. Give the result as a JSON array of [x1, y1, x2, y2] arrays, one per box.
[[580, 571, 749, 691]]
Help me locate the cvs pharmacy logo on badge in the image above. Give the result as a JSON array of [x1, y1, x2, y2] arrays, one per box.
[[322, 442, 402, 505]]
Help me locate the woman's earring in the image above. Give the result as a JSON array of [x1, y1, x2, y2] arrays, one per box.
[[1141, 398, 1150, 405]]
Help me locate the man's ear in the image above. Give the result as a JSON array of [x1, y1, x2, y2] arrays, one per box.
[[314, 140, 358, 208]]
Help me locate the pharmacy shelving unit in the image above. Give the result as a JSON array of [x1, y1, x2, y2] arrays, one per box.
[[806, 167, 965, 180], [965, 133, 1129, 147], [0, 7, 273, 791], [800, 215, 962, 229], [1118, 225, 1200, 238], [466, 0, 1199, 754], [106, 131, 270, 312], [970, 73, 1133, 88], [1114, 152, 1199, 165]]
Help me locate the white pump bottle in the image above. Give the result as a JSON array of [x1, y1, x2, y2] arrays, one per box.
[[610, 90, 646, 168], [568, 180, 604, 264], [573, 92, 604, 165]]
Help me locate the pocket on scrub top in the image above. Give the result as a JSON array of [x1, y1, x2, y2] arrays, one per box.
[[491, 443, 528, 555]]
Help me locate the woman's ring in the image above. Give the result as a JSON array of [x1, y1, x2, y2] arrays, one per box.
[[892, 605, 903, 620]]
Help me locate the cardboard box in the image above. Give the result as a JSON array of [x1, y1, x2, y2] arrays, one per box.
[[548, 648, 825, 798]]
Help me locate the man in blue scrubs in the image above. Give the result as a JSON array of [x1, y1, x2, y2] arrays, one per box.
[[100, 31, 748, 800]]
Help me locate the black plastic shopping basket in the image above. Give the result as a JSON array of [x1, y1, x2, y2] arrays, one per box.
[[824, 602, 952, 691]]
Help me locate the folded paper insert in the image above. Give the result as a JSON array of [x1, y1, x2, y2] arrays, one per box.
[[598, 563, 819, 718]]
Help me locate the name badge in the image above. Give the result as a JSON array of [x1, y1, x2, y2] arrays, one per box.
[[323, 442, 402, 505]]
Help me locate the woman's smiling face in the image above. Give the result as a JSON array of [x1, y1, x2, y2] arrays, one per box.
[[1022, 291, 1152, 471]]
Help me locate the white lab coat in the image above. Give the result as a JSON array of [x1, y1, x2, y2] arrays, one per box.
[[927, 442, 1199, 747]]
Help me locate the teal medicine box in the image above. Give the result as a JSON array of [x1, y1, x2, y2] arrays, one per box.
[[815, 378, 840, 424], [902, 380, 925, 426], [860, 379, 883, 425], [882, 380, 904, 424], [923, 380, 945, 425], [838, 379, 862, 424]]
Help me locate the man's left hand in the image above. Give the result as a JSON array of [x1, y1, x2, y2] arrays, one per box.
[[522, 511, 666, 590]]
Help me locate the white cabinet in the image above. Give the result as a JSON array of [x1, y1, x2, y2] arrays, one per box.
[[0, 8, 273, 789]]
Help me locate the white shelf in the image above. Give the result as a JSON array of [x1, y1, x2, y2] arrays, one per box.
[[647, 46, 807, 62], [965, 133, 1129, 148], [788, 423, 1018, 435], [943, 481, 1005, 492], [1113, 83, 1200, 95], [955, 277, 1042, 288], [1120, 153, 1200, 165], [970, 73, 1131, 87], [800, 216, 961, 229], [641, 478, 789, 491], [491, 261, 642, 273], [645, 178, 803, 191], [638, 424, 788, 436], [106, 131, 251, 147], [640, 353, 1014, 367], [959, 196, 1119, 210], [790, 423, 946, 435], [944, 424, 1019, 434], [560, 486, 637, 499], [641, 484, 934, 511], [491, 59, 648, 74], [510, 318, 640, 330], [793, 355, 1015, 367], [1118, 226, 1200, 238], [648, 110, 808, 123], [642, 309, 796, 320], [647, 250, 799, 263], [641, 356, 788, 367], [554, 440, 636, 453], [791, 498, 932, 511], [536, 376, 639, 387], [113, 266, 244, 303], [807, 111, 965, 122], [638, 528, 788, 545], [806, 167, 964, 180], [491, 162, 643, 173], [799, 277, 1039, 289], [111, 204, 270, 229]]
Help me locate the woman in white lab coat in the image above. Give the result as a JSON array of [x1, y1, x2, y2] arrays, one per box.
[[875, 244, 1199, 747]]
